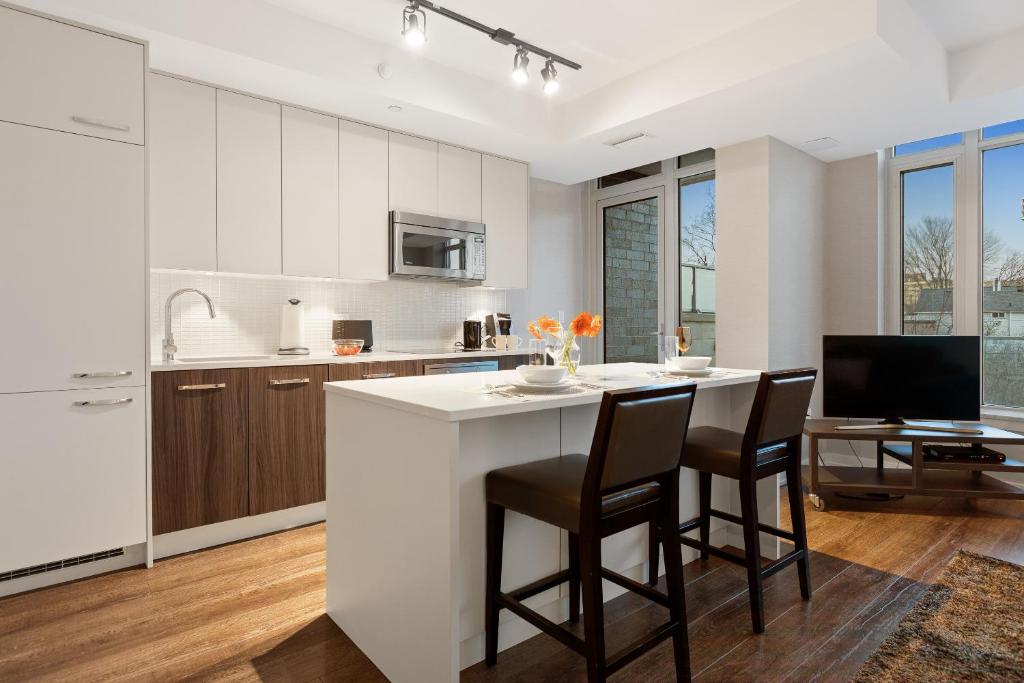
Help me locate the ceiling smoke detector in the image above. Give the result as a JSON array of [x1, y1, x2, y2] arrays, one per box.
[[605, 133, 652, 148]]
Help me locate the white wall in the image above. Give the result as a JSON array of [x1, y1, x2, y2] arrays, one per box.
[[507, 178, 586, 335], [823, 153, 885, 335]]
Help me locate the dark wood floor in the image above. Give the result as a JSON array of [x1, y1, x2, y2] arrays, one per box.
[[2, 491, 1022, 682]]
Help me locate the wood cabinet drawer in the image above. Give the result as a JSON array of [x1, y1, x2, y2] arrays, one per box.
[[0, 387, 146, 571], [329, 360, 422, 382], [152, 369, 248, 534], [0, 6, 144, 144], [248, 365, 328, 515]]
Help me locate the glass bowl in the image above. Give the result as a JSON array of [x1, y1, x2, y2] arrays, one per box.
[[333, 339, 364, 356]]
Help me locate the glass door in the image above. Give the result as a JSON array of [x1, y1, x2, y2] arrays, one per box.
[[598, 188, 665, 364]]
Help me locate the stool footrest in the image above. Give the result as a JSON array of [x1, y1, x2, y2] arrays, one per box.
[[679, 510, 796, 542], [600, 568, 670, 608], [495, 592, 586, 655], [606, 620, 680, 674], [508, 569, 572, 602], [678, 535, 748, 567], [761, 548, 805, 579]]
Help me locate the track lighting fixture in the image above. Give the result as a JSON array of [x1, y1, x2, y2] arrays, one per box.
[[541, 59, 559, 95], [511, 47, 530, 84], [399, 1, 580, 93], [402, 3, 427, 47]]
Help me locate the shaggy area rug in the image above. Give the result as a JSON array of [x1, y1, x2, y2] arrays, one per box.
[[855, 550, 1024, 682]]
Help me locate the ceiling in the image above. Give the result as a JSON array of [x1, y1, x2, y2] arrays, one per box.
[[14, 0, 1024, 184]]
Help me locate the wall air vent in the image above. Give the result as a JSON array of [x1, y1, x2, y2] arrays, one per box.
[[0, 547, 125, 584], [606, 133, 651, 148]]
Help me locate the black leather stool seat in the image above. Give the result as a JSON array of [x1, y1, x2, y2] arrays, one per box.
[[486, 454, 661, 533], [681, 426, 788, 479]]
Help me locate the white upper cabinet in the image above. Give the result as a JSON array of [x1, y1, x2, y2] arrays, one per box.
[[283, 106, 340, 278], [438, 144, 482, 222], [389, 132, 438, 215], [339, 119, 390, 281], [217, 91, 282, 275], [0, 6, 144, 145], [482, 155, 529, 289], [149, 74, 217, 271], [0, 122, 145, 393]]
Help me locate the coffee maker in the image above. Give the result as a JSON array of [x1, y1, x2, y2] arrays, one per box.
[[485, 313, 512, 347], [461, 320, 483, 350]]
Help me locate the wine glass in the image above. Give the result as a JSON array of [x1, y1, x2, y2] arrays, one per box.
[[676, 326, 692, 355]]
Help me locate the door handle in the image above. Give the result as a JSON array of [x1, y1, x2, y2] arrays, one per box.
[[71, 115, 131, 132], [269, 378, 311, 386], [177, 383, 226, 391], [72, 370, 133, 378], [73, 397, 133, 407], [362, 372, 396, 379]]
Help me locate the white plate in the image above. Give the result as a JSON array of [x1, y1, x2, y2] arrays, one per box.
[[508, 380, 578, 393], [663, 367, 714, 377]]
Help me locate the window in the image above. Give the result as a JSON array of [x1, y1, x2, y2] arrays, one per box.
[[900, 164, 954, 335], [677, 148, 715, 169], [981, 141, 1024, 407], [982, 118, 1024, 140], [893, 133, 963, 156], [597, 161, 662, 189], [678, 172, 716, 358]]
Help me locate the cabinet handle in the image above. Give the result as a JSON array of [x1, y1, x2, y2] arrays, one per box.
[[269, 378, 310, 386], [177, 383, 226, 391], [72, 370, 133, 378], [363, 372, 396, 379], [71, 115, 131, 132], [73, 397, 133, 407]]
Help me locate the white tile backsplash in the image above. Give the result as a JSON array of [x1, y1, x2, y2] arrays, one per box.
[[151, 271, 509, 359]]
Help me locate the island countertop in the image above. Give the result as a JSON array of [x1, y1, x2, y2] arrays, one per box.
[[323, 364, 762, 422]]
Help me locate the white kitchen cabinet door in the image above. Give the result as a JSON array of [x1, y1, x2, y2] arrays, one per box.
[[438, 144, 482, 222], [0, 5, 144, 145], [339, 119, 389, 281], [481, 155, 529, 289], [0, 123, 145, 394], [0, 387, 147, 572], [149, 74, 217, 271], [388, 132, 438, 215], [217, 90, 282, 275], [282, 106, 340, 278]]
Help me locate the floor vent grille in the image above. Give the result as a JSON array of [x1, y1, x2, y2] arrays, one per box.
[[0, 548, 125, 584]]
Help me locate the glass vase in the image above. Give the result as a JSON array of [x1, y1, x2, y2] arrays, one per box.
[[558, 336, 581, 375]]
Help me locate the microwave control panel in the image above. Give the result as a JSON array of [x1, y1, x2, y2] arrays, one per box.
[[472, 235, 486, 279]]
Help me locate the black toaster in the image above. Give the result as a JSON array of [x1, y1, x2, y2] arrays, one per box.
[[332, 320, 373, 352]]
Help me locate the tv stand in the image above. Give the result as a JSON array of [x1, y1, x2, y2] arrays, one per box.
[[802, 419, 1024, 511], [834, 418, 983, 435]]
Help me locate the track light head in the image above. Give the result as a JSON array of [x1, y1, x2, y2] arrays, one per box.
[[541, 59, 559, 95], [511, 47, 530, 84], [402, 5, 426, 47]]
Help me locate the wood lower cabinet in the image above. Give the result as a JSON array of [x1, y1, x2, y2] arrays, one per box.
[[152, 369, 248, 535], [498, 354, 530, 370], [248, 365, 327, 515], [329, 360, 422, 382]]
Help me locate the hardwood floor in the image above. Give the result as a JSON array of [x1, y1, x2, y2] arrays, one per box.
[[1, 492, 1022, 682]]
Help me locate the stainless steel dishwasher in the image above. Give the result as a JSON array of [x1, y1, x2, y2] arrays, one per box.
[[423, 360, 499, 375]]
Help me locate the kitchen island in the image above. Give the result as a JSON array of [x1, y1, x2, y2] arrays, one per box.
[[324, 364, 766, 682]]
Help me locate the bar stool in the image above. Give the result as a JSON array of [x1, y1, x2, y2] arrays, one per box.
[[484, 384, 698, 682], [664, 368, 817, 634]]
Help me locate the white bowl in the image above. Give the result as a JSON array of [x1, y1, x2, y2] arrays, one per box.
[[666, 355, 712, 371], [516, 365, 568, 384]]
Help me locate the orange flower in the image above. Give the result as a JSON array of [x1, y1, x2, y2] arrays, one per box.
[[570, 311, 602, 337], [528, 320, 542, 340], [537, 315, 561, 334]]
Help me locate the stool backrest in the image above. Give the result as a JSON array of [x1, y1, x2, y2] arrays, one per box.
[[742, 368, 817, 454], [584, 383, 697, 496]]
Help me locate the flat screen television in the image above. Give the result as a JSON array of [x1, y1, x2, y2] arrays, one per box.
[[822, 335, 980, 423]]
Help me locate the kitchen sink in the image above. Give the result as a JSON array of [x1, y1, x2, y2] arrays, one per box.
[[174, 355, 274, 363]]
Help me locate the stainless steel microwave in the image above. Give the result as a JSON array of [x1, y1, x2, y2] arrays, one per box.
[[389, 211, 486, 283]]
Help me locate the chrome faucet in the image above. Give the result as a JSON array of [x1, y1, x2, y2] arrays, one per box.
[[163, 288, 216, 361]]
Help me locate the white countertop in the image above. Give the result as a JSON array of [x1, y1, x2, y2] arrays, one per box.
[[323, 364, 762, 422], [150, 349, 526, 372]]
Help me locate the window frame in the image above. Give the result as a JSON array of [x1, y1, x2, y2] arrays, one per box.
[[887, 125, 1024, 412]]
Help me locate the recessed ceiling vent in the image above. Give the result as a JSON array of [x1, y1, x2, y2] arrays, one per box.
[[799, 137, 840, 152], [606, 133, 652, 148], [0, 547, 125, 584]]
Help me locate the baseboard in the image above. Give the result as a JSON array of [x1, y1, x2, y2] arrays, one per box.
[[153, 502, 326, 560], [0, 543, 146, 598]]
